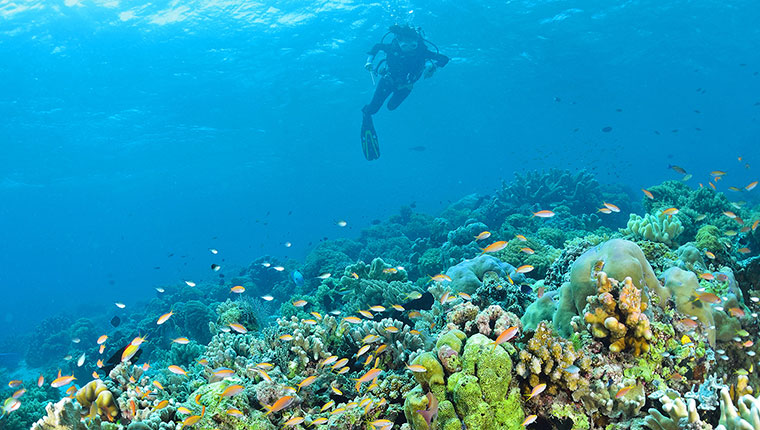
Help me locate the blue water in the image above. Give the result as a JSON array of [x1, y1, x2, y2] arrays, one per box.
[[0, 0, 758, 339]]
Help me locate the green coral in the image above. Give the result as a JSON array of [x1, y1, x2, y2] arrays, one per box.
[[411, 352, 446, 400], [621, 211, 684, 247], [436, 329, 466, 354], [520, 291, 557, 332], [551, 403, 591, 430], [695, 224, 725, 253], [449, 334, 524, 429]]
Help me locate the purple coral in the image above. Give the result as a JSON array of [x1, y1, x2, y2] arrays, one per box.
[[437, 345, 461, 373]]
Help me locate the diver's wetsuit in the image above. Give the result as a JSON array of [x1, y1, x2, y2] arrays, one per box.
[[362, 41, 450, 115]]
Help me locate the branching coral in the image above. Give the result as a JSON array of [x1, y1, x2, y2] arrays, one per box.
[[554, 239, 661, 338], [582, 272, 653, 355]]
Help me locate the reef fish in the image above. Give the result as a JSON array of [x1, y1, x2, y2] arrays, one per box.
[[291, 270, 304, 286], [168, 365, 187, 376], [641, 188, 654, 199], [490, 326, 519, 347], [157, 311, 174, 325], [481, 241, 508, 254], [516, 265, 534, 274], [220, 384, 244, 398], [527, 383, 546, 400], [522, 415, 537, 427], [264, 396, 294, 415], [532, 210, 555, 218], [474, 231, 491, 241]]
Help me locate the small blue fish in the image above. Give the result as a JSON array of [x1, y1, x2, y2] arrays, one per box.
[[292, 270, 304, 287], [563, 365, 580, 374]]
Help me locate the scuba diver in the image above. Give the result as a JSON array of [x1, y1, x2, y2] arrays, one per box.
[[360, 24, 450, 160]]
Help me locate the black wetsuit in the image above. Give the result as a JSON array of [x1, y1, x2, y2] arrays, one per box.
[[362, 40, 449, 115]]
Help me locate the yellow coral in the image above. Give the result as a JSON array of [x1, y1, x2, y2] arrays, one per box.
[[75, 380, 119, 421], [583, 272, 652, 356], [515, 322, 591, 394]]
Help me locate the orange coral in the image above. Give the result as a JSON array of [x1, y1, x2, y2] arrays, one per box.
[[583, 272, 652, 356]]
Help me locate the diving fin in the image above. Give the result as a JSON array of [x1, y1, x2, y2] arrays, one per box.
[[361, 113, 380, 161]]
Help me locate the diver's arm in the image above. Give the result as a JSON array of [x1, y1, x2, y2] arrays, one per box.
[[429, 51, 450, 68], [366, 43, 391, 67]]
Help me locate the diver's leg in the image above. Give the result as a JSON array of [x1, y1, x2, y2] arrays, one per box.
[[362, 77, 393, 116], [386, 86, 412, 111]]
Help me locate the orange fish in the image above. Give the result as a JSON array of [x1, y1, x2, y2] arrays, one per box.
[[229, 323, 248, 334], [474, 231, 491, 241], [598, 207, 612, 214], [738, 248, 751, 254], [154, 400, 169, 410], [709, 182, 716, 190], [723, 211, 737, 219], [343, 317, 361, 324], [699, 273, 715, 281], [695, 292, 721, 304], [711, 170, 727, 177], [516, 265, 534, 274], [182, 415, 202, 427], [263, 395, 294, 415], [752, 220, 759, 231], [405, 364, 427, 373], [97, 335, 108, 345], [355, 368, 383, 384], [168, 365, 187, 376], [515, 234, 528, 242], [481, 241, 508, 254], [220, 384, 244, 398], [532, 210, 555, 218], [429, 274, 452, 282], [537, 286, 545, 298], [297, 376, 318, 392], [8, 380, 22, 388], [51, 374, 76, 388], [157, 310, 174, 325], [616, 385, 634, 399], [37, 375, 44, 387], [173, 337, 190, 344], [520, 247, 534, 255], [292, 300, 308, 307], [526, 383, 546, 400], [746, 181, 758, 191], [729, 307, 746, 318], [641, 188, 654, 199], [662, 207, 679, 216], [230, 285, 245, 294], [603, 202, 620, 212], [490, 326, 519, 347], [678, 318, 698, 329], [705, 251, 716, 259], [522, 415, 538, 427]]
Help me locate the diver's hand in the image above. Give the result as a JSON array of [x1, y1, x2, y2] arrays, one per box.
[[423, 64, 436, 79], [364, 62, 374, 71]]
